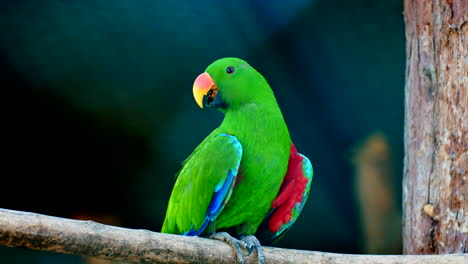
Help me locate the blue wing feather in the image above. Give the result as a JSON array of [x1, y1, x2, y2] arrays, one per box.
[[181, 134, 242, 236], [208, 168, 238, 218]]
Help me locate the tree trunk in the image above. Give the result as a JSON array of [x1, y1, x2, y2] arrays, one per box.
[[403, 0, 468, 254]]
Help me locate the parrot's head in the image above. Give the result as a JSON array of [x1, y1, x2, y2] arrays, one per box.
[[192, 57, 275, 111]]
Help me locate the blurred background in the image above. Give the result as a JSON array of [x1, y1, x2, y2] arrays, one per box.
[[0, 0, 405, 262]]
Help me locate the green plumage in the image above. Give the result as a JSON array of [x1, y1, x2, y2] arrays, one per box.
[[162, 134, 242, 234], [162, 58, 292, 237]]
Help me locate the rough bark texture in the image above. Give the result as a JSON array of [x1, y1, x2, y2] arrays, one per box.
[[1, 209, 467, 264], [403, 0, 468, 254]]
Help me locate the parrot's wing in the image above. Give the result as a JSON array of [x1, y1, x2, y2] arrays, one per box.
[[256, 146, 313, 245], [162, 133, 242, 235]]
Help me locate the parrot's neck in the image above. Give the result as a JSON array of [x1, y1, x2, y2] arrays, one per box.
[[219, 102, 291, 147]]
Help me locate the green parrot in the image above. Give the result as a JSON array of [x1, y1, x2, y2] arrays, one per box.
[[162, 58, 313, 263]]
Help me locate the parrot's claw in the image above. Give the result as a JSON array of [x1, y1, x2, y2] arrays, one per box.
[[208, 232, 247, 264], [241, 235, 265, 264], [208, 232, 265, 264]]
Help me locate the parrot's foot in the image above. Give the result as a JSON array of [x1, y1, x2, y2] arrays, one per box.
[[208, 232, 247, 264], [208, 232, 265, 264], [241, 235, 265, 264]]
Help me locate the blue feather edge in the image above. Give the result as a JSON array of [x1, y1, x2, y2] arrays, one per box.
[[183, 134, 241, 236]]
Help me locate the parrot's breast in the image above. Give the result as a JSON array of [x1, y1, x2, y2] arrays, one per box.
[[214, 106, 291, 234]]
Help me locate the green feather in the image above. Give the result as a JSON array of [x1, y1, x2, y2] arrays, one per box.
[[161, 134, 242, 234]]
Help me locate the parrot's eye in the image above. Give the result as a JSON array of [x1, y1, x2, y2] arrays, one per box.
[[226, 66, 235, 74]]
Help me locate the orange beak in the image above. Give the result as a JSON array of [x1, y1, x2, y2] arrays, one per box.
[[193, 72, 217, 108]]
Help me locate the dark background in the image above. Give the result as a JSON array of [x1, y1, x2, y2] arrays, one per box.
[[0, 0, 405, 262]]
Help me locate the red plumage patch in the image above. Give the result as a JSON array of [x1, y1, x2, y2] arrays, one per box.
[[235, 166, 245, 184], [268, 144, 308, 233]]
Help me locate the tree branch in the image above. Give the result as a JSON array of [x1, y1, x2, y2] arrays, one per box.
[[0, 209, 466, 264]]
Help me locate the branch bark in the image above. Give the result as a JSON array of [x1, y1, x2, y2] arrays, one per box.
[[0, 209, 466, 264], [403, 0, 468, 254]]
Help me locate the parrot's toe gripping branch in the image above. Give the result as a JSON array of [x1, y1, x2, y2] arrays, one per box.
[[209, 232, 246, 264], [208, 232, 265, 264], [241, 235, 265, 264]]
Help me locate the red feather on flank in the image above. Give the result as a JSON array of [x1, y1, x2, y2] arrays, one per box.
[[268, 144, 308, 233]]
